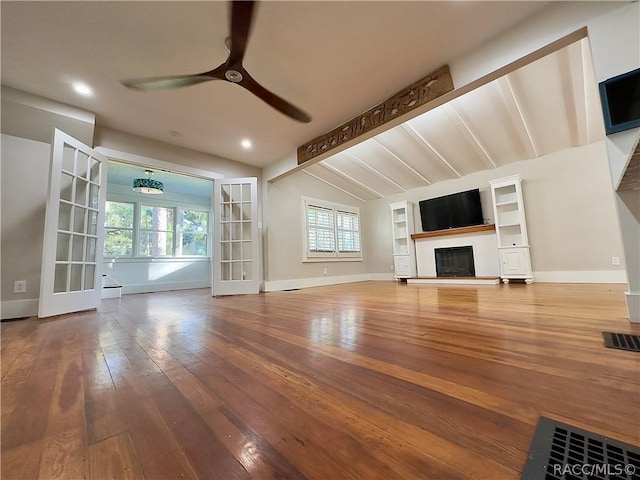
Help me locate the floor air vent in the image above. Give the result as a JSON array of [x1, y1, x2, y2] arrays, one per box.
[[522, 417, 640, 480], [603, 332, 640, 352]]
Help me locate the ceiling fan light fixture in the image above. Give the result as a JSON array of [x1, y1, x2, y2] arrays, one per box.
[[133, 170, 164, 195]]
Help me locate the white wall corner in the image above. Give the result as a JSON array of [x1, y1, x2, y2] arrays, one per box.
[[1, 299, 39, 320]]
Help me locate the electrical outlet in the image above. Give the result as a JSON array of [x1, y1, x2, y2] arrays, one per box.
[[611, 256, 621, 266], [390, 264, 395, 271], [323, 268, 328, 275], [13, 280, 27, 294]]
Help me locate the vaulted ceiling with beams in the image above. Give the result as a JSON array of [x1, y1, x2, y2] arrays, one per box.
[[301, 38, 605, 202]]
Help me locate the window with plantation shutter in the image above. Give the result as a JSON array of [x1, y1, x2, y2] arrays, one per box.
[[303, 197, 362, 261]]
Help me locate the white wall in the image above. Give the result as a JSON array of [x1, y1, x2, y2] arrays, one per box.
[[363, 141, 626, 283], [1, 134, 52, 318]]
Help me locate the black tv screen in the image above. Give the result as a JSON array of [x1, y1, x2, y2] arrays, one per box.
[[599, 67, 640, 135], [419, 189, 483, 232]]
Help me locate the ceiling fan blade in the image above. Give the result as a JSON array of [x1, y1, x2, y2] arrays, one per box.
[[239, 69, 312, 123], [121, 74, 215, 92], [227, 1, 256, 66]]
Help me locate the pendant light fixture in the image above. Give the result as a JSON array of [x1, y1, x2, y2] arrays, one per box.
[[132, 169, 164, 195]]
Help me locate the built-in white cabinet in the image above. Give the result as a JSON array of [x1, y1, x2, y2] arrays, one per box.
[[489, 175, 534, 284], [390, 201, 416, 279]]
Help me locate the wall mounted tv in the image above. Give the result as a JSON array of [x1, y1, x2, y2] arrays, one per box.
[[419, 189, 483, 232], [599, 67, 640, 135]]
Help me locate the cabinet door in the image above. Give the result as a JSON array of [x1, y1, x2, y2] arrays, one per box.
[[394, 255, 411, 277], [499, 248, 530, 276]]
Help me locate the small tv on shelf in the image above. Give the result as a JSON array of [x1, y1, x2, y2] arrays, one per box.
[[599, 67, 640, 135], [419, 189, 483, 232]]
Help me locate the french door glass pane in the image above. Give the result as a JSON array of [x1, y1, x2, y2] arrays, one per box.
[[60, 173, 74, 202], [84, 264, 95, 289], [72, 235, 85, 261], [75, 178, 88, 206], [58, 202, 72, 231], [62, 145, 75, 172], [73, 207, 86, 233], [76, 151, 89, 178], [56, 233, 70, 261], [86, 237, 97, 262], [70, 264, 82, 291], [54, 264, 68, 293]]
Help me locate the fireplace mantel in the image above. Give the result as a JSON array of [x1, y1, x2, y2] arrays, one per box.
[[411, 224, 495, 240]]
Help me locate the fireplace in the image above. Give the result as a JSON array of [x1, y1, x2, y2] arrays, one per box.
[[435, 246, 475, 277]]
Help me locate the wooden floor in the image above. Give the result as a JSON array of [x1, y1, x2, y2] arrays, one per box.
[[2, 282, 639, 479]]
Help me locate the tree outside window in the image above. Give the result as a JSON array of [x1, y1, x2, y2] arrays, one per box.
[[139, 205, 174, 256], [104, 201, 134, 256], [179, 210, 208, 256]]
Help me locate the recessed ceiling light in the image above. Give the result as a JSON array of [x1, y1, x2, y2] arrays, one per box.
[[241, 139, 252, 149], [73, 82, 93, 97]]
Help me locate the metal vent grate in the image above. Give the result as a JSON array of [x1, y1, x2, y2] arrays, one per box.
[[522, 417, 640, 480], [603, 332, 640, 352]]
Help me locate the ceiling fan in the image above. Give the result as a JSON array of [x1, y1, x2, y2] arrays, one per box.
[[121, 1, 311, 123]]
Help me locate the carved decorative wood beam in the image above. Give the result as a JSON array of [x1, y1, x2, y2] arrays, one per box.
[[297, 65, 453, 165]]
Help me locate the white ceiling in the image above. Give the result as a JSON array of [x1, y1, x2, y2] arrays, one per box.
[[1, 1, 555, 168]]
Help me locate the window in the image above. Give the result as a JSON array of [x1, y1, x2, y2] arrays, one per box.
[[303, 198, 362, 260], [104, 201, 210, 258], [104, 201, 134, 256], [178, 209, 209, 256], [139, 205, 174, 256]]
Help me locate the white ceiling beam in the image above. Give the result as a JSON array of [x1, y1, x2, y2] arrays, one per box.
[[302, 170, 367, 203], [580, 39, 597, 144], [446, 102, 497, 169], [372, 138, 432, 185], [497, 76, 539, 158], [317, 163, 384, 198], [342, 152, 406, 192], [401, 123, 462, 178], [557, 44, 583, 147]]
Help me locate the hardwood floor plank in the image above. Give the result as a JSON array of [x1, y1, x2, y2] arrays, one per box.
[[88, 432, 143, 480]]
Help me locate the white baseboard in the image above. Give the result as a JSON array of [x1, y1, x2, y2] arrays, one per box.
[[1, 299, 38, 320], [532, 270, 627, 283], [264, 273, 393, 292], [122, 280, 210, 295]]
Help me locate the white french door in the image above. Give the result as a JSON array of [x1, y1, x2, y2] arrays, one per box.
[[212, 177, 259, 295], [38, 129, 108, 318]]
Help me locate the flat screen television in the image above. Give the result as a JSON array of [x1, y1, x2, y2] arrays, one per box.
[[599, 67, 640, 135], [419, 189, 483, 232]]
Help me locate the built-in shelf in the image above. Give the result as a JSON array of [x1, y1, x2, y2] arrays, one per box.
[[411, 224, 495, 240]]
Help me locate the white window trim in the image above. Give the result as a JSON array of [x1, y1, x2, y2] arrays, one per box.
[[302, 197, 363, 262]]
